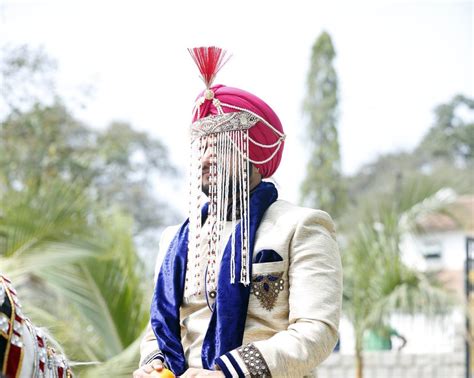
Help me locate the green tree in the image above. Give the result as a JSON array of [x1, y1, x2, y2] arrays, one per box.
[[300, 31, 347, 218], [0, 44, 177, 375], [0, 46, 178, 243], [339, 94, 473, 233], [417, 94, 474, 165], [343, 177, 456, 378], [0, 179, 150, 376], [0, 44, 58, 116], [95, 120, 177, 236]]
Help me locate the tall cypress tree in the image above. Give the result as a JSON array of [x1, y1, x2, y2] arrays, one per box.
[[300, 31, 347, 218]]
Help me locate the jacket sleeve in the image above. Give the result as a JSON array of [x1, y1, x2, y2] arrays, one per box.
[[215, 210, 343, 377], [139, 322, 165, 367], [139, 226, 179, 367]]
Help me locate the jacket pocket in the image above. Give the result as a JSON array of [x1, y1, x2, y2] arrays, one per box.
[[251, 260, 285, 274]]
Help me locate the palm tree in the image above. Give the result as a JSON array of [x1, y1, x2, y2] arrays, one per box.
[[342, 178, 459, 378], [0, 179, 151, 377]]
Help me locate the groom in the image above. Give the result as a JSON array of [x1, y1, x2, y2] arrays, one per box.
[[135, 47, 342, 378]]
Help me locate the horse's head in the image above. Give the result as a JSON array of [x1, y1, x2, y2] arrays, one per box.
[[0, 275, 73, 377]]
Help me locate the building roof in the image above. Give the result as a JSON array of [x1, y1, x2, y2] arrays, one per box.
[[417, 195, 474, 233]]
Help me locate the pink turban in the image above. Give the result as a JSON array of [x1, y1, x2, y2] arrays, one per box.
[[192, 85, 285, 178]]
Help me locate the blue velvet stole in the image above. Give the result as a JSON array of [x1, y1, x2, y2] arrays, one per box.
[[150, 181, 278, 375]]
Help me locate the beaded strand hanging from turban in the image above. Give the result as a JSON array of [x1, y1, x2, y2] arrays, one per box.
[[186, 47, 286, 298]]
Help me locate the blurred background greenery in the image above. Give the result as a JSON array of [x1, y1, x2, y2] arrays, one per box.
[[0, 44, 179, 376], [300, 31, 472, 378]]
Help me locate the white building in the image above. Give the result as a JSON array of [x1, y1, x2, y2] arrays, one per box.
[[401, 194, 474, 300]]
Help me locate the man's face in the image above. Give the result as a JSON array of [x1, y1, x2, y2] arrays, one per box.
[[200, 136, 253, 197]]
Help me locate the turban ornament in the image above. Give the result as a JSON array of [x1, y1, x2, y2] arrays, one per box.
[[186, 47, 285, 298]]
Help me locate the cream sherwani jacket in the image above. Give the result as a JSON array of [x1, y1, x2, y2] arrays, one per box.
[[140, 199, 342, 377]]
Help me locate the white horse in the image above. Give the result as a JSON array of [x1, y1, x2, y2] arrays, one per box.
[[0, 274, 73, 378]]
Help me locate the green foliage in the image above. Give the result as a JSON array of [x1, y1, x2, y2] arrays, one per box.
[[0, 44, 173, 375], [0, 50, 177, 237], [0, 44, 58, 115], [342, 94, 474, 232], [343, 178, 456, 378], [35, 214, 150, 359], [0, 102, 93, 191], [95, 121, 177, 234], [336, 92, 470, 376], [0, 180, 151, 375], [0, 179, 96, 277], [300, 31, 347, 218], [80, 337, 144, 378], [417, 94, 474, 163]]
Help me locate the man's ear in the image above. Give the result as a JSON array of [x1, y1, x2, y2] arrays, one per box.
[[252, 164, 262, 179]]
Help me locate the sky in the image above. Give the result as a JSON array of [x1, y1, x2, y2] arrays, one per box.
[[1, 0, 472, 209]]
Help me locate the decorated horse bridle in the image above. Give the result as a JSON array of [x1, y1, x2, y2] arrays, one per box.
[[0, 275, 73, 378]]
